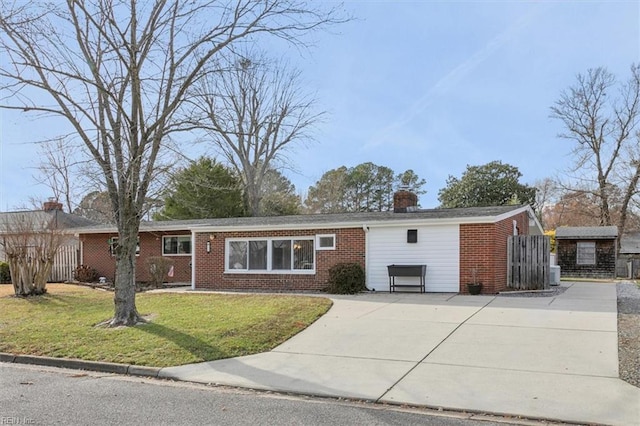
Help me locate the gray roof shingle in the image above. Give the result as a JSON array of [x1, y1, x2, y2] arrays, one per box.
[[0, 209, 97, 232], [555, 226, 618, 239], [74, 205, 530, 234]]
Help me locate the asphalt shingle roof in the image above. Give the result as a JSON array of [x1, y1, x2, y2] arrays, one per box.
[[0, 209, 96, 231], [74, 205, 529, 233], [555, 226, 618, 239]]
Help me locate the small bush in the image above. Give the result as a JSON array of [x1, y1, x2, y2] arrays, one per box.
[[0, 262, 10, 283], [74, 265, 100, 283], [146, 256, 174, 288], [326, 262, 366, 294]]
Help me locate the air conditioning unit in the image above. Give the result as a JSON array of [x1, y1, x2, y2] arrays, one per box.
[[550, 266, 561, 286]]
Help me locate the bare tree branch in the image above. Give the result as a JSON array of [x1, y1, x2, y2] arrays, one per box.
[[189, 52, 322, 216], [550, 64, 640, 236], [0, 0, 343, 324]]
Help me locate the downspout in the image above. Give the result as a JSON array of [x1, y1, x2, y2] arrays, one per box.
[[73, 232, 83, 276], [362, 224, 370, 289], [191, 230, 196, 290]]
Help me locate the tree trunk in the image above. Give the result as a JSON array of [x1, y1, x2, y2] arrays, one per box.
[[7, 251, 48, 296], [8, 256, 30, 296], [246, 183, 262, 217], [597, 173, 612, 226], [109, 227, 144, 327], [32, 256, 52, 295]]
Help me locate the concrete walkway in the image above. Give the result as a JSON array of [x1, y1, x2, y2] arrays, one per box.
[[160, 282, 640, 425]]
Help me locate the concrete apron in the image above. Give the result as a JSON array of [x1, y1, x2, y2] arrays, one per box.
[[160, 283, 640, 426]]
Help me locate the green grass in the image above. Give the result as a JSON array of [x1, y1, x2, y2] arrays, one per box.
[[0, 284, 332, 367]]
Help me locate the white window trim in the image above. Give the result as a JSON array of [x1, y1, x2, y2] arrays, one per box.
[[225, 236, 316, 274], [576, 241, 596, 265], [315, 234, 336, 250], [162, 235, 192, 256]]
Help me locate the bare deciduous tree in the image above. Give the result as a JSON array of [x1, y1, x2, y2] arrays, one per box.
[[193, 55, 321, 216], [533, 177, 560, 229], [0, 1, 342, 325], [1, 213, 65, 296], [34, 137, 84, 213], [551, 65, 640, 237]]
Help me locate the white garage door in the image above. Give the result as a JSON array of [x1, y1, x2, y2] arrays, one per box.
[[366, 224, 459, 292]]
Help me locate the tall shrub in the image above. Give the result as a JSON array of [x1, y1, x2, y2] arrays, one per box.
[[326, 263, 366, 294]]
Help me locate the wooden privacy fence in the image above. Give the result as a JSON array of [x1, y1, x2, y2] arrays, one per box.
[[507, 235, 551, 290], [616, 259, 640, 279], [2, 244, 78, 283], [49, 245, 78, 282]]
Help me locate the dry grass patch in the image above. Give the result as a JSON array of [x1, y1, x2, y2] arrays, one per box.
[[0, 284, 331, 367]]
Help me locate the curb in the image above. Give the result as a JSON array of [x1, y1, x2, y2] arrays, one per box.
[[0, 353, 16, 363], [128, 365, 161, 378], [1, 352, 160, 378]]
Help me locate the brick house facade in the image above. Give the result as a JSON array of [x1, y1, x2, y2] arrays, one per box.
[[194, 228, 365, 292], [81, 230, 193, 283], [75, 205, 542, 294], [459, 211, 530, 294]]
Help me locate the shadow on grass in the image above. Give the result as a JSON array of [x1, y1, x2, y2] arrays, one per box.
[[4, 292, 75, 307], [136, 322, 229, 362]]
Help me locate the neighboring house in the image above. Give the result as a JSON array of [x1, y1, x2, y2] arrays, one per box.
[[76, 191, 543, 294], [555, 226, 618, 279], [0, 201, 97, 281], [619, 232, 640, 259], [618, 231, 640, 278]]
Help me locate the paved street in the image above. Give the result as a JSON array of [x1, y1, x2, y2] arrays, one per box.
[[0, 363, 518, 426]]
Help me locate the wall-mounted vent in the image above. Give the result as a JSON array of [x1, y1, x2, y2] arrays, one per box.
[[407, 229, 418, 243]]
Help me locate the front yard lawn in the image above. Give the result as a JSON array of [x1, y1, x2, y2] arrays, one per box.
[[0, 284, 331, 367]]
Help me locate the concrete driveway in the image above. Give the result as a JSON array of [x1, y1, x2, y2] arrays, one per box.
[[160, 282, 640, 425]]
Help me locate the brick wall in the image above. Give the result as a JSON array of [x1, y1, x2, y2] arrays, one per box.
[[557, 238, 617, 279], [194, 227, 366, 291], [80, 231, 192, 283], [459, 211, 530, 294]]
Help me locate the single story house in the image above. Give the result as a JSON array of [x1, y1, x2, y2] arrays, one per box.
[[0, 201, 96, 281], [555, 226, 618, 279], [75, 192, 543, 294]]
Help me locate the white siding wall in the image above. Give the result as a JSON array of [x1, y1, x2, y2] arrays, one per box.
[[367, 224, 460, 292]]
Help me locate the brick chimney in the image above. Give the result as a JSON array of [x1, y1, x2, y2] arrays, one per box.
[[43, 199, 63, 212], [393, 190, 418, 213]]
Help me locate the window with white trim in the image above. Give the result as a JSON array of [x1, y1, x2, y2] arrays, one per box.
[[576, 241, 596, 265], [163, 235, 191, 256], [315, 234, 336, 250], [226, 237, 315, 272]]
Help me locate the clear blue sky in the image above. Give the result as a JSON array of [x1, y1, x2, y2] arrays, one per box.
[[1, 1, 639, 211]]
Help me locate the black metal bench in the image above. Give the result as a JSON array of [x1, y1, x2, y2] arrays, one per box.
[[387, 264, 427, 293]]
